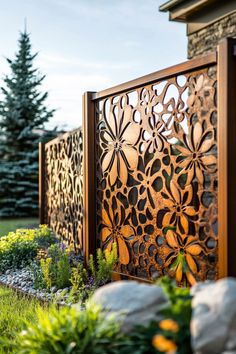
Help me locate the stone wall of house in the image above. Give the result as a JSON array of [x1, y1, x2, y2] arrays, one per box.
[[188, 11, 236, 58]]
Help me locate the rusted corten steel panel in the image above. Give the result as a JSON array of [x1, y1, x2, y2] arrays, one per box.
[[93, 52, 220, 285], [42, 128, 84, 252]]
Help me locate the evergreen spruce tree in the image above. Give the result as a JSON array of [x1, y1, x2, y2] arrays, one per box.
[[0, 30, 55, 217]]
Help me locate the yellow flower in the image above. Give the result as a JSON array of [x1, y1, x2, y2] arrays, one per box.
[[159, 319, 179, 333], [152, 334, 177, 353]]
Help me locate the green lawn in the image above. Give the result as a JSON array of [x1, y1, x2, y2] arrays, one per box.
[[0, 218, 39, 237], [0, 286, 50, 353]]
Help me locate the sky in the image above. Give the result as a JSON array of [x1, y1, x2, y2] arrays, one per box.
[[0, 0, 187, 130]]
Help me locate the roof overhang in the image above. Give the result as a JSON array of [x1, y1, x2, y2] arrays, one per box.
[[159, 0, 236, 34], [159, 0, 217, 22]]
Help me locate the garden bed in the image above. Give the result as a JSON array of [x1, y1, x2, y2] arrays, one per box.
[[0, 225, 117, 306]]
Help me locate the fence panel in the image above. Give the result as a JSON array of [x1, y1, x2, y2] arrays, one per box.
[[93, 54, 218, 285], [39, 38, 236, 283], [42, 128, 83, 252]]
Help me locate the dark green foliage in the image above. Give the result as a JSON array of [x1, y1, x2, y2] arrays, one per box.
[[0, 30, 55, 217]]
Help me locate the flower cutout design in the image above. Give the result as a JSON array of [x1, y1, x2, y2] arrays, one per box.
[[144, 117, 168, 154], [101, 204, 135, 265], [187, 74, 212, 107], [176, 122, 217, 184], [101, 105, 140, 186], [162, 181, 197, 234], [162, 229, 202, 285]]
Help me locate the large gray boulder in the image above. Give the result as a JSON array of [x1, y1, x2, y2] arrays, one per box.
[[91, 280, 168, 332], [191, 278, 236, 354]]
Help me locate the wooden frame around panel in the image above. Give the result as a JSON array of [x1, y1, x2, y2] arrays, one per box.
[[82, 92, 97, 262], [218, 38, 236, 278], [39, 142, 46, 224]]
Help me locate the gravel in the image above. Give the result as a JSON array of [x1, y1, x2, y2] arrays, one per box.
[[0, 267, 71, 305]]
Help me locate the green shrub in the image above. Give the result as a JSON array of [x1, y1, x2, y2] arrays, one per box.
[[16, 302, 127, 354], [0, 225, 55, 271], [89, 243, 118, 286], [40, 257, 53, 290], [68, 243, 118, 303], [40, 244, 71, 290], [28, 262, 45, 290]]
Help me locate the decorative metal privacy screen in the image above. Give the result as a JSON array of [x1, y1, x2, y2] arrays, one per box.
[[42, 128, 83, 251], [40, 39, 236, 284], [94, 64, 218, 285]]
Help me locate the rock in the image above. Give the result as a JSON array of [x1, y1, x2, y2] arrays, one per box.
[[50, 286, 57, 293], [91, 280, 168, 333], [191, 278, 236, 354]]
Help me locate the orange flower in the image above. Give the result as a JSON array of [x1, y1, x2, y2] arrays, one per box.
[[159, 319, 179, 333], [152, 334, 177, 353], [162, 229, 202, 285], [101, 204, 135, 265], [176, 122, 216, 185], [101, 104, 140, 186], [162, 181, 197, 234]]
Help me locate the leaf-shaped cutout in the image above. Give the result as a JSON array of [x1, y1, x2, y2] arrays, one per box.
[[147, 188, 155, 209], [151, 159, 161, 175], [128, 187, 138, 206], [131, 208, 138, 227], [117, 192, 129, 208], [138, 197, 147, 211], [139, 213, 147, 224], [152, 176, 163, 193], [146, 207, 153, 220]]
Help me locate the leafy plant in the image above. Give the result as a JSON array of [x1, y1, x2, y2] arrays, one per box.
[[34, 225, 56, 249], [90, 243, 118, 286], [68, 243, 118, 303], [0, 225, 55, 272], [15, 302, 128, 354], [28, 262, 45, 290], [39, 243, 71, 291], [40, 257, 53, 290], [120, 277, 193, 354]]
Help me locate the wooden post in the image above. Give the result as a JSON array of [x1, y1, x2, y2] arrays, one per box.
[[218, 38, 236, 278], [82, 92, 97, 263], [39, 142, 46, 224]]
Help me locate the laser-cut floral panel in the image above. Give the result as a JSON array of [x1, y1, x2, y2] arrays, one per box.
[[44, 128, 83, 252], [96, 67, 217, 285]]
